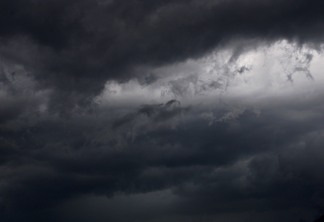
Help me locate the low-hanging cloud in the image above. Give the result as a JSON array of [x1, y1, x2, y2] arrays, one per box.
[[1, 1, 324, 222], [1, 0, 324, 104]]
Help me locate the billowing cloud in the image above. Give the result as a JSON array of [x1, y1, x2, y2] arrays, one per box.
[[1, 0, 324, 104], [1, 1, 324, 222]]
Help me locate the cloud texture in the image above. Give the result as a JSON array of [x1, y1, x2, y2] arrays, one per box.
[[1, 1, 324, 222]]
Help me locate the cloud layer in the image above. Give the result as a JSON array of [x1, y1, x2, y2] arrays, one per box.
[[1, 0, 324, 100], [1, 1, 324, 222]]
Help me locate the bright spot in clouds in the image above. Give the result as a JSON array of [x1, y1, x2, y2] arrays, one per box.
[[96, 40, 324, 107]]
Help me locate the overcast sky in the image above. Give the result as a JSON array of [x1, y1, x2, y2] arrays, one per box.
[[1, 1, 324, 222]]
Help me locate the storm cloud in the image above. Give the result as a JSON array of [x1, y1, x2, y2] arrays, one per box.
[[1, 0, 324, 222], [1, 0, 324, 98]]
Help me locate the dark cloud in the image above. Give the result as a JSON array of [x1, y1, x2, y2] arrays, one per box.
[[0, 0, 324, 103], [113, 99, 188, 128], [1, 1, 324, 221], [1, 97, 324, 221]]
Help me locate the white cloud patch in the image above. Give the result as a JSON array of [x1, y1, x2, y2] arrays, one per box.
[[96, 40, 324, 109]]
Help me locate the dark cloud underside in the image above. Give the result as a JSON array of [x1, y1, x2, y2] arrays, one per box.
[[1, 1, 324, 222], [1, 0, 324, 96]]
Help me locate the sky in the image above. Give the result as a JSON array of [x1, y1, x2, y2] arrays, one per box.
[[1, 0, 324, 221]]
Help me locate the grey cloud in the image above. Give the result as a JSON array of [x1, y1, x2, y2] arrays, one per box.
[[0, 0, 324, 108], [1, 97, 324, 221], [1, 1, 324, 221], [113, 99, 188, 129]]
